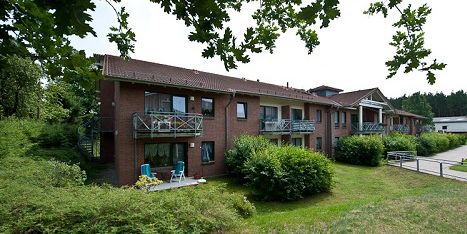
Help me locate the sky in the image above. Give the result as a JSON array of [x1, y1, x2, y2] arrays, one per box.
[[70, 0, 467, 98]]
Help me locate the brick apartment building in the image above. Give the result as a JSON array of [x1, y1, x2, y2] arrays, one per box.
[[93, 55, 426, 185]]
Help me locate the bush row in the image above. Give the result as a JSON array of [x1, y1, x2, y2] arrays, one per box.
[[226, 135, 334, 201], [417, 132, 466, 156], [335, 132, 466, 166]]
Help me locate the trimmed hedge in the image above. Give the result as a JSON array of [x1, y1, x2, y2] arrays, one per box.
[[225, 135, 272, 180], [417, 132, 466, 156], [383, 133, 417, 156], [244, 145, 334, 201], [335, 135, 384, 166]]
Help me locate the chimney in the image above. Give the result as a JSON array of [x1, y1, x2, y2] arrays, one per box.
[[286, 82, 289, 88]]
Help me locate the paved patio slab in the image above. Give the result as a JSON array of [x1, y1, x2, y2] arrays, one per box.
[[148, 177, 200, 191]]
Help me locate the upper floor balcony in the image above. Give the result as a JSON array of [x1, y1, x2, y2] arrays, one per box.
[[260, 119, 315, 135], [392, 124, 410, 134], [416, 124, 433, 134], [351, 122, 384, 134], [133, 112, 203, 139]]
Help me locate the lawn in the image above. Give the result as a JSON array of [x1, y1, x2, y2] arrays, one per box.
[[207, 163, 467, 233], [450, 159, 467, 172]]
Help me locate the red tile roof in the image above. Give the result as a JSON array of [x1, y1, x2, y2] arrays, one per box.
[[329, 88, 376, 106], [308, 85, 343, 93], [395, 109, 426, 119], [98, 54, 340, 106]]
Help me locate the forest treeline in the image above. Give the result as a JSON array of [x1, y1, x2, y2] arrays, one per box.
[[390, 91, 467, 117]]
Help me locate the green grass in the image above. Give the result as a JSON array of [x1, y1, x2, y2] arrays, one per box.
[[450, 159, 467, 172], [207, 163, 467, 233]]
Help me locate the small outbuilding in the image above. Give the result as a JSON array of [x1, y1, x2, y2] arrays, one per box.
[[433, 116, 467, 133]]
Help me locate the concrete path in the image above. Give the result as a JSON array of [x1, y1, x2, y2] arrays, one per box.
[[389, 145, 467, 182]]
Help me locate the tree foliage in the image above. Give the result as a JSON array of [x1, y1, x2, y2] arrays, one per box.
[[365, 1, 446, 84], [390, 91, 467, 117], [401, 92, 434, 124], [1, 0, 445, 87], [0, 55, 42, 118]]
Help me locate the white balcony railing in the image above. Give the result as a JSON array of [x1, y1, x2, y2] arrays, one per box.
[[260, 119, 315, 134], [133, 112, 203, 138], [393, 124, 410, 134], [351, 122, 384, 133]]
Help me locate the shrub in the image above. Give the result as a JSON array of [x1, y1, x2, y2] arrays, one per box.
[[42, 160, 87, 187], [225, 135, 272, 180], [0, 117, 255, 233], [0, 118, 34, 159], [335, 135, 384, 166], [383, 133, 417, 156], [0, 118, 81, 163], [417, 133, 466, 156], [38, 123, 77, 148], [0, 178, 253, 233], [244, 145, 334, 201]]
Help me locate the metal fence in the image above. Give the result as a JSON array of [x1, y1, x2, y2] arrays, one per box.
[[387, 151, 466, 181]]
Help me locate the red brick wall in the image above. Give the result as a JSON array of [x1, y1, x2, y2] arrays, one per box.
[[333, 109, 353, 138], [99, 80, 115, 162], [112, 81, 261, 185], [304, 103, 331, 155]]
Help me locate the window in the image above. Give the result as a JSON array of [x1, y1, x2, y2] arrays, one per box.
[[201, 98, 214, 117], [260, 106, 278, 121], [334, 137, 340, 146], [201, 142, 214, 163], [269, 138, 279, 145], [172, 96, 187, 114], [292, 138, 302, 147], [316, 137, 322, 151], [144, 92, 187, 114], [292, 109, 303, 120], [442, 125, 447, 130], [144, 92, 171, 113], [316, 110, 322, 123], [237, 102, 247, 119], [334, 111, 340, 128], [144, 143, 186, 167], [341, 111, 347, 127]]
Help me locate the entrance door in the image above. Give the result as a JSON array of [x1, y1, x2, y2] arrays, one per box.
[[291, 109, 303, 120], [351, 114, 358, 124], [144, 143, 187, 169], [172, 143, 187, 172]]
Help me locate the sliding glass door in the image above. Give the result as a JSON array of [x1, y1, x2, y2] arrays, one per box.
[[144, 143, 187, 169]]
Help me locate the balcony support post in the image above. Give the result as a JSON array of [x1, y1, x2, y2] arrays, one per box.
[[358, 105, 363, 132], [378, 108, 383, 124]]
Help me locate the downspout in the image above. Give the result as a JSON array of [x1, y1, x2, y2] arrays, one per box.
[[224, 90, 236, 150], [327, 105, 340, 158], [133, 113, 138, 182]]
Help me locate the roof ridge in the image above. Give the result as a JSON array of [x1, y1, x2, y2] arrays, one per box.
[[100, 54, 342, 106], [335, 87, 376, 95], [102, 54, 298, 91]]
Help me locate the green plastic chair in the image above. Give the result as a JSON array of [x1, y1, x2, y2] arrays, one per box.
[[141, 164, 156, 178], [170, 161, 185, 183]]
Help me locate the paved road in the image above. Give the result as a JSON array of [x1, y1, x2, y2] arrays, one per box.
[[389, 145, 467, 181]]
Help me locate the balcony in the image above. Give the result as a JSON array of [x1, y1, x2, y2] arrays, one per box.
[[416, 124, 433, 134], [260, 119, 315, 134], [393, 124, 410, 134], [133, 112, 203, 139], [351, 122, 384, 134]]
